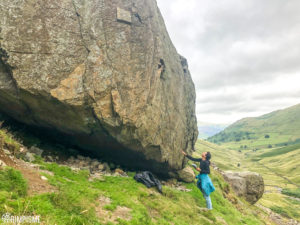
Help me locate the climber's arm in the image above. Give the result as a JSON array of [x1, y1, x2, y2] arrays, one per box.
[[181, 150, 202, 162]]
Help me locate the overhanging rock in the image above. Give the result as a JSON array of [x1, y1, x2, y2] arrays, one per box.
[[0, 0, 198, 179]]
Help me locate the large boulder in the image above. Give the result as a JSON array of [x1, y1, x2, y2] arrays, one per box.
[[0, 0, 198, 178], [223, 171, 264, 204]]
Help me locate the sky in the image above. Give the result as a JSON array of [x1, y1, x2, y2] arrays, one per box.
[[156, 0, 300, 125]]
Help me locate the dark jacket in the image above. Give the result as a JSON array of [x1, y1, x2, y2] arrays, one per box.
[[186, 155, 210, 174]]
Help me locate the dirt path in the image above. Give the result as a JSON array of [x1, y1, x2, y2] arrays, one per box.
[[0, 149, 56, 195]]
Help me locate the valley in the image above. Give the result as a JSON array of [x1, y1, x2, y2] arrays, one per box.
[[195, 139, 300, 223]]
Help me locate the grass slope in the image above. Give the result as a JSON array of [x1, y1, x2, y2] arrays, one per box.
[[208, 103, 300, 149], [197, 139, 300, 222], [0, 125, 272, 224], [258, 143, 300, 158]]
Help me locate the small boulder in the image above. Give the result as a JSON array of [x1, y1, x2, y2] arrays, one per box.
[[97, 163, 105, 171], [29, 146, 43, 156], [78, 160, 88, 168], [67, 156, 75, 164], [3, 149, 11, 155], [0, 160, 6, 167], [41, 176, 48, 181], [223, 171, 264, 204], [103, 162, 111, 173], [177, 167, 195, 183], [115, 168, 126, 176], [24, 152, 35, 162], [46, 155, 54, 162], [166, 178, 178, 186], [90, 160, 100, 168], [85, 156, 92, 163]]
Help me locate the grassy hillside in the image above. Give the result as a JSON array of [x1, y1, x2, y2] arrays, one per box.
[[0, 124, 273, 224], [196, 139, 300, 222], [208, 103, 300, 149]]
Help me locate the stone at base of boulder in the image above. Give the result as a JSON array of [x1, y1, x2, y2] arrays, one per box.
[[176, 167, 195, 183], [24, 152, 35, 162]]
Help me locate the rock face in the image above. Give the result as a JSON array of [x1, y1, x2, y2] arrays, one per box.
[[0, 0, 198, 178], [223, 171, 264, 204]]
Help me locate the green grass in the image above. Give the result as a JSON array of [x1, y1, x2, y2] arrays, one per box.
[[0, 126, 273, 224], [0, 165, 100, 225], [282, 188, 300, 198], [0, 159, 270, 224], [0, 128, 20, 153], [270, 206, 291, 218], [0, 162, 270, 225], [0, 167, 28, 198], [259, 143, 300, 158]]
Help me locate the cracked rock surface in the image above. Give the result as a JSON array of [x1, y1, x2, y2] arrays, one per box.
[[0, 0, 198, 179]]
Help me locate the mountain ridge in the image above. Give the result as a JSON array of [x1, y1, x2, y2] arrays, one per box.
[[208, 103, 300, 147]]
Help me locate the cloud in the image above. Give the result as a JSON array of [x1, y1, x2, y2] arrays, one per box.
[[157, 0, 300, 124]]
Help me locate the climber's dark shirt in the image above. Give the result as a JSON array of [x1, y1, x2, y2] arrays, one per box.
[[186, 155, 210, 174]]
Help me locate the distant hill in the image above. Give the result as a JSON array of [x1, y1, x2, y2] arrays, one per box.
[[208, 103, 300, 148], [197, 122, 227, 139]]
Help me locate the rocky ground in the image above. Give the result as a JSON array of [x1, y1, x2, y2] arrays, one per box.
[[0, 142, 194, 197]]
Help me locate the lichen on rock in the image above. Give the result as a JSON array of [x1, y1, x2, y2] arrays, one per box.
[[0, 0, 198, 180]]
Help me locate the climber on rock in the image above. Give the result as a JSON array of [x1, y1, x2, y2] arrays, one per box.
[[181, 150, 215, 210]]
